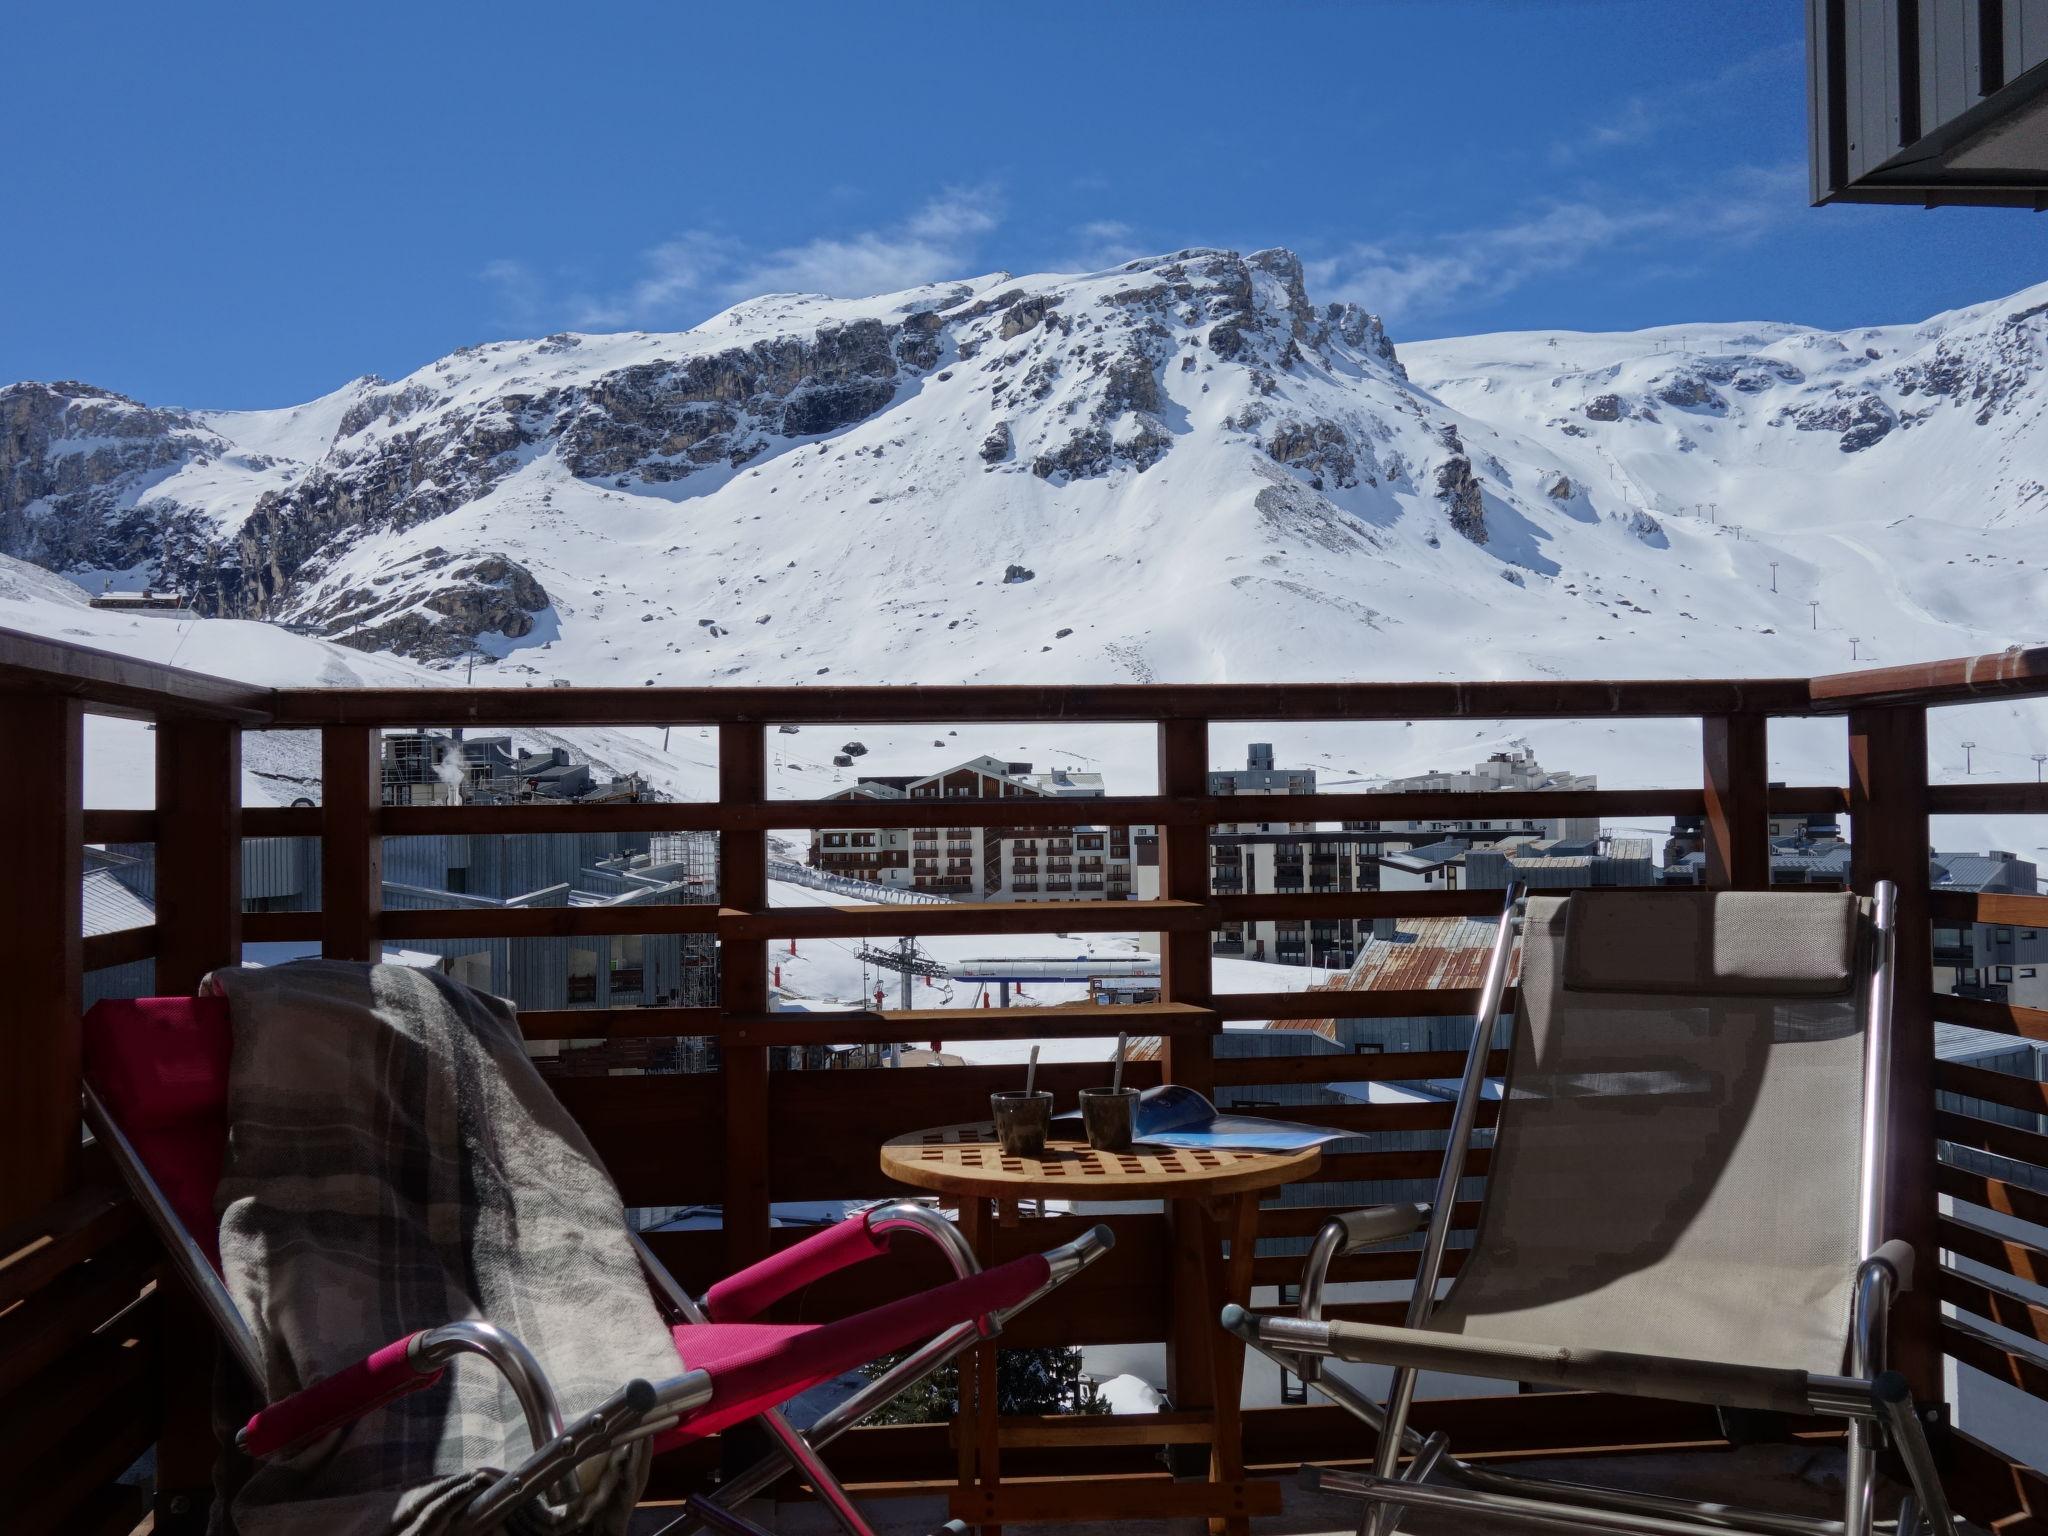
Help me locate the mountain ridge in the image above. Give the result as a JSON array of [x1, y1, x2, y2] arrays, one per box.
[[2, 246, 2043, 704]]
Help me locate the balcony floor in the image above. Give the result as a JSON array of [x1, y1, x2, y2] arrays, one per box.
[[624, 1443, 1892, 1536]]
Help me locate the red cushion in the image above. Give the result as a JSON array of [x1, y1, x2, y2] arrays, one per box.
[[83, 996, 233, 1271]]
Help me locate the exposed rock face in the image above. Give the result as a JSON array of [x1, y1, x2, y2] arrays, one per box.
[[979, 421, 1012, 464], [0, 381, 228, 571], [1584, 393, 1628, 422], [1265, 418, 1361, 491], [314, 552, 549, 658], [1893, 300, 2047, 424], [1654, 373, 1726, 413], [1626, 509, 1664, 542], [1780, 391, 1898, 453], [1544, 472, 1574, 500], [1435, 456, 1487, 544]]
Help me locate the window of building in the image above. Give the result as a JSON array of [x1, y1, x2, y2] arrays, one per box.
[[1996, 928, 2014, 942], [1353, 1041, 1384, 1055], [1997, 966, 2014, 983], [2020, 968, 2037, 979]]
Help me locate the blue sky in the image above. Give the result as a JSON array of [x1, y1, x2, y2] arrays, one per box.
[[7, 0, 2044, 409]]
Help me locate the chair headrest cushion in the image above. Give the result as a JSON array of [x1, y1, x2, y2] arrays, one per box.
[[1561, 889, 1859, 997]]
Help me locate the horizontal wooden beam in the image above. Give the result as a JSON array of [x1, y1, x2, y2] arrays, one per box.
[[0, 1184, 137, 1311], [1214, 987, 1498, 1022], [263, 676, 1817, 728], [1939, 1163, 2048, 1230], [725, 898, 1206, 941], [1214, 889, 1507, 922], [1937, 1108, 2048, 1169], [241, 911, 323, 942], [355, 787, 1743, 836], [1930, 890, 2048, 926], [1939, 1212, 2047, 1287], [80, 810, 157, 843], [1938, 1060, 2048, 1117], [1213, 1049, 1506, 1087], [1943, 1315, 2048, 1401], [1940, 1265, 2048, 1347], [1943, 1426, 2048, 1536], [1927, 782, 2048, 815], [81, 926, 155, 971], [1809, 645, 2048, 711], [520, 1006, 722, 1041], [241, 805, 323, 838], [1932, 992, 2048, 1045], [720, 1002, 1217, 1047], [0, 625, 275, 724], [378, 904, 728, 940]]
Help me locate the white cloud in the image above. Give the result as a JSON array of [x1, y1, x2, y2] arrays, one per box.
[[1551, 41, 1803, 164], [1319, 163, 1805, 326], [1058, 219, 1145, 272], [504, 187, 1006, 334]]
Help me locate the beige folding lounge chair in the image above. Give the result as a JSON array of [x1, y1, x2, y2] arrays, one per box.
[[1223, 881, 1961, 1536]]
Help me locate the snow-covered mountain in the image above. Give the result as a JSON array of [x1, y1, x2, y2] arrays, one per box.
[[4, 246, 2045, 835]]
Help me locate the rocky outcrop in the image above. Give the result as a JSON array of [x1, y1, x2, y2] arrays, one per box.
[[0, 381, 228, 571], [1584, 393, 1629, 422], [1780, 391, 1897, 453], [1434, 456, 1487, 545], [1654, 373, 1727, 413], [979, 421, 1012, 464], [1265, 418, 1362, 491], [301, 550, 550, 659]]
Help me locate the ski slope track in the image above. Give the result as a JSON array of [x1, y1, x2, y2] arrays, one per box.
[[3, 247, 2044, 857]]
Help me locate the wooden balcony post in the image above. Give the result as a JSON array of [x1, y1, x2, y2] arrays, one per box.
[[1701, 714, 1768, 889], [155, 719, 243, 994], [1156, 717, 1220, 1461], [1848, 705, 1939, 1400], [718, 723, 771, 1271], [0, 693, 83, 1229], [1157, 717, 1214, 1093], [320, 726, 382, 961]]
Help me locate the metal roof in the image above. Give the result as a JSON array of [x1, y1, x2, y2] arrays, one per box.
[[81, 869, 154, 937]]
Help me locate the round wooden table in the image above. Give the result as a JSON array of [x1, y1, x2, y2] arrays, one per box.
[[881, 1123, 1321, 1536]]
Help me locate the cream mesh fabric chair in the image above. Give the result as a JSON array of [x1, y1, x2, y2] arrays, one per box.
[[1224, 883, 1959, 1536]]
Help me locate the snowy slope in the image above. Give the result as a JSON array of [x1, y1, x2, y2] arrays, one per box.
[[4, 248, 2044, 859]]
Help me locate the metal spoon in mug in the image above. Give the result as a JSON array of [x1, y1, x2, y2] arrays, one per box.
[[1112, 1033, 1127, 1093]]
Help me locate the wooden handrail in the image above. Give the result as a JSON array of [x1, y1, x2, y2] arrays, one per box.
[[1809, 644, 2048, 710], [0, 627, 274, 723], [261, 675, 1817, 726]]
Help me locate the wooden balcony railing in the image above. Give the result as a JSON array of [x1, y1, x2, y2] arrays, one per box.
[[4, 624, 2048, 1531]]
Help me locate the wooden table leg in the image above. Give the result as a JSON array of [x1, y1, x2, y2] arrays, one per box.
[[1206, 1194, 1262, 1536], [956, 1195, 1002, 1536], [1164, 1194, 1220, 1478]]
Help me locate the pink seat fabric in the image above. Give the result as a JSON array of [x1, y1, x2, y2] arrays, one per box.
[[656, 1251, 1051, 1445], [82, 995, 234, 1271], [703, 1212, 892, 1322]]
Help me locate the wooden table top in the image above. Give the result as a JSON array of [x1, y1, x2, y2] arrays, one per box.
[[881, 1121, 1321, 1199]]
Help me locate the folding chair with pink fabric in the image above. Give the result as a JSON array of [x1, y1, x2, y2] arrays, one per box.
[[82, 989, 1111, 1536]]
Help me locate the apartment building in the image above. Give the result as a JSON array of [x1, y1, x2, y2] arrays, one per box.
[[1345, 747, 1600, 847], [811, 755, 1134, 901]]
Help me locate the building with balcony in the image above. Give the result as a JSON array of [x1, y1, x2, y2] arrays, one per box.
[[812, 754, 1134, 901]]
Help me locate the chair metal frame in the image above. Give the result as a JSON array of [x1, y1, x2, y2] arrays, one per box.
[[1226, 881, 1962, 1536], [83, 1080, 1109, 1536]]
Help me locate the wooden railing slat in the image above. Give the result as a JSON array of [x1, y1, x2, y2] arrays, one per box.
[[1933, 992, 2048, 1044]]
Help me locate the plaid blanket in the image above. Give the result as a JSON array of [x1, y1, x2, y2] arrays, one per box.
[[209, 960, 682, 1535]]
